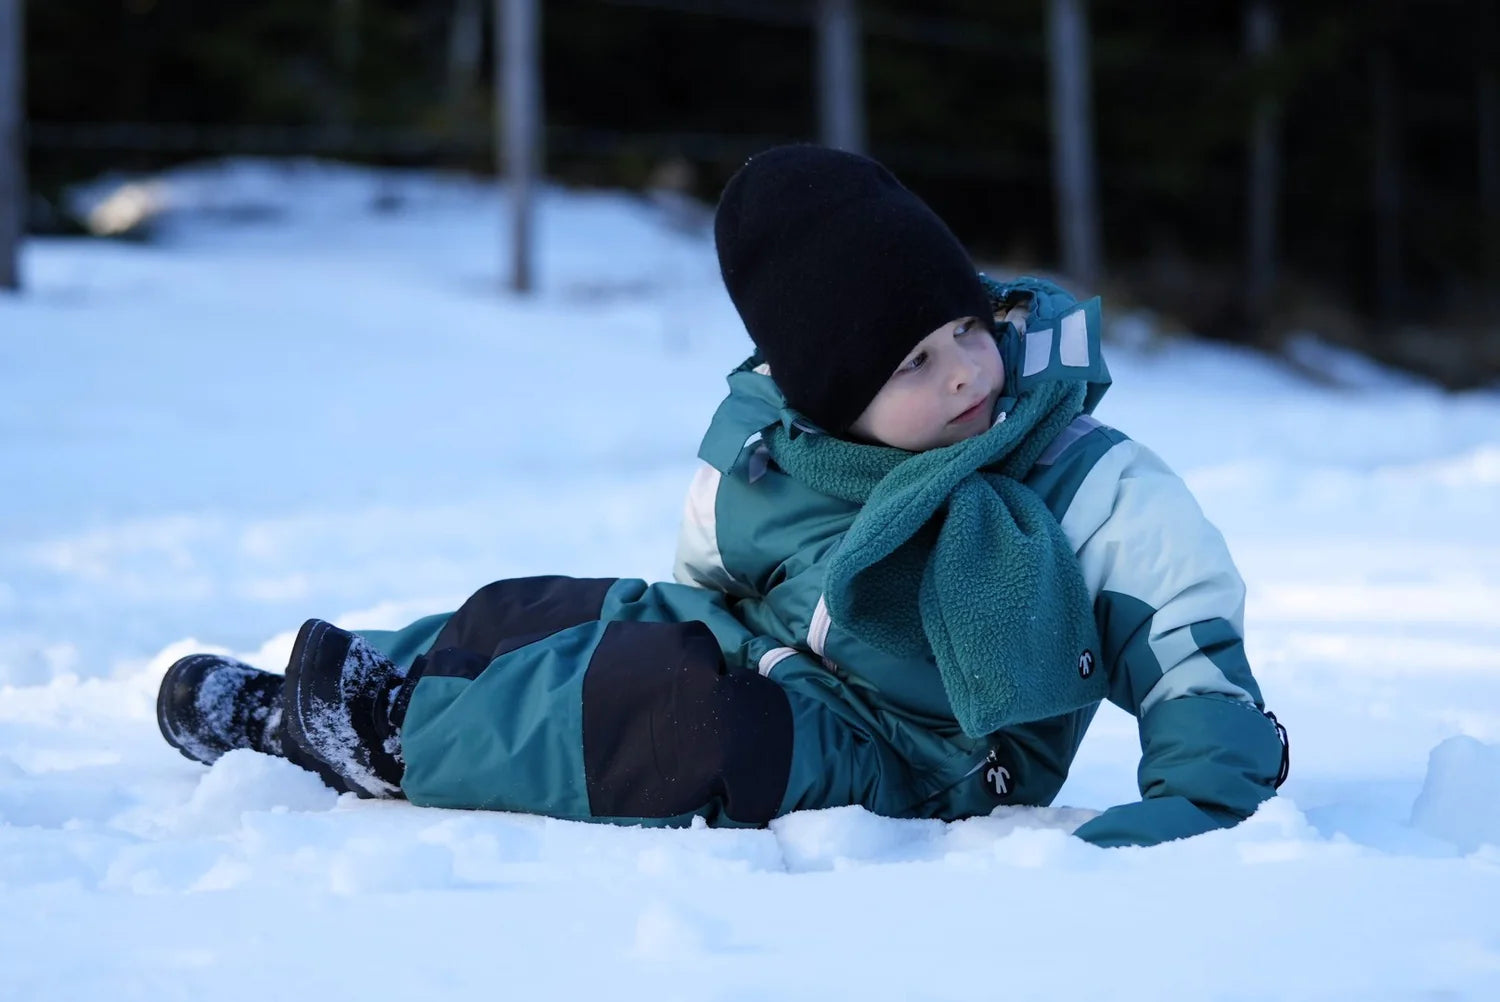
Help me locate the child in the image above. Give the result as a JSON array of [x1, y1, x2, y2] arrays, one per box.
[[156, 145, 1287, 847]]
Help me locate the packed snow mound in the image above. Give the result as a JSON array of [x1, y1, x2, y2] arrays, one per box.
[[58, 157, 720, 300], [67, 158, 516, 234], [1411, 736, 1500, 853], [1282, 332, 1441, 391], [167, 749, 340, 835], [769, 803, 1100, 871]]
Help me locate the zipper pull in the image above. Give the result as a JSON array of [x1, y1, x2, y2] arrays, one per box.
[[960, 746, 999, 780], [966, 747, 1011, 798]]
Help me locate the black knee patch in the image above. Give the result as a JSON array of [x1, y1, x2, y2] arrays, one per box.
[[581, 620, 793, 825], [430, 576, 616, 658]]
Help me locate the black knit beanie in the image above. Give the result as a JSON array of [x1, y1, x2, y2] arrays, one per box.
[[714, 145, 991, 434]]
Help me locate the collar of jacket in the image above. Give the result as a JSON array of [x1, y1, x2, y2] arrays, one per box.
[[696, 354, 814, 475]]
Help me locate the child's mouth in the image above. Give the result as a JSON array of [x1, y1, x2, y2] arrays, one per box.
[[948, 399, 987, 425]]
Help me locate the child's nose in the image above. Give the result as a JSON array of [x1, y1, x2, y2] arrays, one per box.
[[950, 355, 980, 390]]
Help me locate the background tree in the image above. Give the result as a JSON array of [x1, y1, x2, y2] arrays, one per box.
[[1480, 1, 1499, 308], [0, 0, 22, 291], [446, 0, 484, 116], [1244, 0, 1280, 329], [1369, 3, 1402, 331]]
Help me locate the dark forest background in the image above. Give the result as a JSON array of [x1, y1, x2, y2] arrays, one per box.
[[18, 0, 1500, 384]]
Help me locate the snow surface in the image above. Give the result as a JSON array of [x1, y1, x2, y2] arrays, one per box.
[[2, 159, 1500, 1000]]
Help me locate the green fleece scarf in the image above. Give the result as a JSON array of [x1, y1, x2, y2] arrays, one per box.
[[764, 379, 1106, 737]]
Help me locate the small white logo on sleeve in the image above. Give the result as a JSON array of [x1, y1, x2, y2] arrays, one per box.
[[986, 764, 1011, 796], [1078, 650, 1094, 678]]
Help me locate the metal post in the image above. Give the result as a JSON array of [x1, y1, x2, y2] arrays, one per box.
[[817, 0, 866, 154], [1046, 0, 1102, 289], [0, 0, 24, 291], [1245, 0, 1280, 324], [496, 0, 540, 294]]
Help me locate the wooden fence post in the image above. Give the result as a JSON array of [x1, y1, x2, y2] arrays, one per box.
[[817, 0, 866, 154], [496, 0, 540, 294], [0, 0, 24, 292], [1046, 0, 1102, 289]]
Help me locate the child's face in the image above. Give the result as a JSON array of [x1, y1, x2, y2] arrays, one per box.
[[849, 317, 1005, 451]]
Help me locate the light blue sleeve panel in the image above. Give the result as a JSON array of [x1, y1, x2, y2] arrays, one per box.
[[1055, 435, 1261, 716], [1045, 431, 1286, 846]]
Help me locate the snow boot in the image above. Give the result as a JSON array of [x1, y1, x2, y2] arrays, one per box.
[[281, 618, 414, 799], [156, 653, 285, 765]]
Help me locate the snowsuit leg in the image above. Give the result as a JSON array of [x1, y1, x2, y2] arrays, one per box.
[[372, 575, 988, 826], [364, 576, 1099, 826], [389, 576, 793, 825]]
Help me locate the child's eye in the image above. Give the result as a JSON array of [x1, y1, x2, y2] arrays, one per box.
[[954, 319, 981, 337], [899, 351, 928, 373]]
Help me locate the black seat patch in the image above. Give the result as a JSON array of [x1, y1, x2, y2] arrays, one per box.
[[581, 619, 793, 825]]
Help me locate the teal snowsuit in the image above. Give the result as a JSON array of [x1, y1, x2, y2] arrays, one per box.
[[365, 277, 1286, 847]]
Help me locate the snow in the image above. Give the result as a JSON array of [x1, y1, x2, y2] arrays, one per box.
[[1412, 737, 1500, 853], [2, 158, 1500, 999]]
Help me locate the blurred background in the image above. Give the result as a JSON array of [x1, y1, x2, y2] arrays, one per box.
[[2, 0, 1498, 380]]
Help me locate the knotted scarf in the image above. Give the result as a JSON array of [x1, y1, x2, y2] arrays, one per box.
[[763, 377, 1106, 736]]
